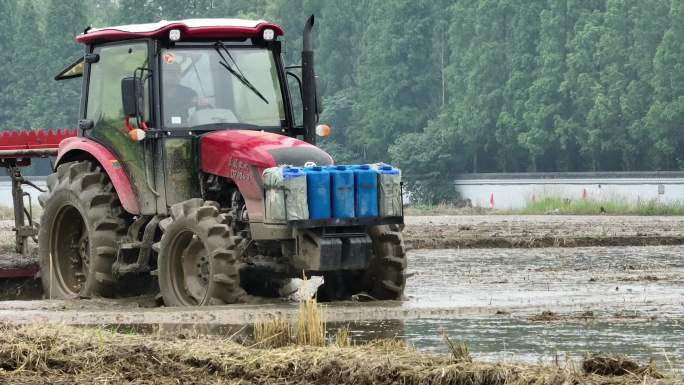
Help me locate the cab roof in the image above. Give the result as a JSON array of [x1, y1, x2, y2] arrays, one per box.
[[76, 18, 284, 44]]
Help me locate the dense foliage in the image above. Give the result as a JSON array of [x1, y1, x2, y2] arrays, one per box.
[[1, 1, 684, 201]]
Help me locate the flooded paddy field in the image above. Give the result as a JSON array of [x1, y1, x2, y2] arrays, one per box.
[[407, 246, 684, 314], [1, 216, 683, 375], [399, 246, 684, 372], [0, 244, 682, 373]]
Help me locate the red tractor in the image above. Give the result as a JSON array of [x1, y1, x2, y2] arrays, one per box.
[[1, 17, 406, 306]]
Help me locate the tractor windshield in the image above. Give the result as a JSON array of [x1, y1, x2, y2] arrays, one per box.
[[161, 47, 285, 130]]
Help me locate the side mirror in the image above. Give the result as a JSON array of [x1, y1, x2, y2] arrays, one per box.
[[121, 77, 144, 117]]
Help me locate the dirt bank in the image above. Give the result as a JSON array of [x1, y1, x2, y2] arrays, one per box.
[[0, 324, 672, 385], [404, 214, 684, 249]]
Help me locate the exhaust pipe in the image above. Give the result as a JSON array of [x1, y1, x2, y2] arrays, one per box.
[[302, 15, 317, 144]]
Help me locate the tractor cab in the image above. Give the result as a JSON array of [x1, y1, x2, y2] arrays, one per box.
[[55, 18, 323, 215], [58, 19, 307, 136]]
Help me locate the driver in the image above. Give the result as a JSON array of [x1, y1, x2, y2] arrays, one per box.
[[163, 61, 209, 126]]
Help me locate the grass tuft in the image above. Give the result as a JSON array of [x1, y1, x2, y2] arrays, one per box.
[[443, 332, 472, 363], [334, 325, 352, 348]]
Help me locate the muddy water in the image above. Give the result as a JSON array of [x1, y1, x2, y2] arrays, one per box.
[[358, 246, 684, 373], [405, 246, 684, 315], [345, 246, 684, 373], [341, 317, 684, 373]]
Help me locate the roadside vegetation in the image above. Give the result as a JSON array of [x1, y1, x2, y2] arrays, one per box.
[[0, 205, 41, 220], [404, 202, 488, 216], [521, 197, 684, 216], [0, 206, 13, 220]]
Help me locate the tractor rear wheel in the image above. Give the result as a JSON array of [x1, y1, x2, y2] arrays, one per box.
[[155, 198, 248, 306], [362, 225, 407, 300], [38, 161, 127, 299]]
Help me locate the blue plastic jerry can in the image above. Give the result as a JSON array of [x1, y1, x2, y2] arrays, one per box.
[[353, 164, 379, 217], [304, 166, 331, 220], [328, 165, 355, 218]]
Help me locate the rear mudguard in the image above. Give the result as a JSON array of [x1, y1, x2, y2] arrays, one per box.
[[201, 130, 333, 222], [55, 137, 140, 214]]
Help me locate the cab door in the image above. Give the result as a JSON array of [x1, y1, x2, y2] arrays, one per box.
[[84, 41, 158, 215]]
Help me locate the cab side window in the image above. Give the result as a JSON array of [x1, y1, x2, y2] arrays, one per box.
[[87, 43, 149, 128]]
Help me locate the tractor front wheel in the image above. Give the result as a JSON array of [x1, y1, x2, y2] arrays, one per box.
[[155, 199, 248, 306]]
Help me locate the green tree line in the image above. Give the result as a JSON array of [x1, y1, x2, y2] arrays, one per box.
[[1, 0, 684, 201]]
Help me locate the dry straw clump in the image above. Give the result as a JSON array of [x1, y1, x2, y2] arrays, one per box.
[[295, 297, 325, 346], [0, 323, 675, 385], [253, 317, 292, 348], [582, 353, 663, 378], [252, 297, 327, 348]]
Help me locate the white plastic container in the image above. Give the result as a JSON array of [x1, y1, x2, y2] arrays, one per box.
[[262, 167, 287, 223], [377, 165, 402, 217], [282, 166, 309, 220]]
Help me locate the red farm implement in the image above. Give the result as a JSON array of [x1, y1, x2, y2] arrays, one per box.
[[0, 128, 77, 257]]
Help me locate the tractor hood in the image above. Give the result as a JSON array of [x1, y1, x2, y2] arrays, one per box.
[[200, 129, 333, 177]]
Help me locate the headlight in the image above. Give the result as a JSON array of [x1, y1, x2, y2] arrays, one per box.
[[169, 29, 181, 41], [262, 28, 275, 41]]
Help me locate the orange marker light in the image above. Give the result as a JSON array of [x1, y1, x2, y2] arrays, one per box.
[[129, 128, 146, 142], [315, 124, 331, 137]]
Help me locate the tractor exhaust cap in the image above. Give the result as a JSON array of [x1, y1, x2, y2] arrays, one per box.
[[303, 15, 314, 51]]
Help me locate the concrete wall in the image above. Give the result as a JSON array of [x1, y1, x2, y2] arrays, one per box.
[[455, 172, 684, 210], [0, 177, 47, 209]]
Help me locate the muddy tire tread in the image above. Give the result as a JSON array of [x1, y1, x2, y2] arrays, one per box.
[[38, 160, 128, 299], [157, 199, 248, 306], [363, 225, 408, 300]]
